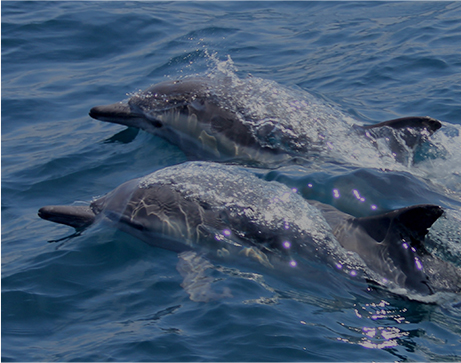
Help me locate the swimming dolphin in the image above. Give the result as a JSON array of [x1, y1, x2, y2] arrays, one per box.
[[89, 76, 442, 165], [38, 162, 460, 297]]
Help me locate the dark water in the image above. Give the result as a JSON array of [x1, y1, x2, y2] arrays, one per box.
[[2, 2, 461, 361]]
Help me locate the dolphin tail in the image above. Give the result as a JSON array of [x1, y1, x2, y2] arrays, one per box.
[[355, 204, 443, 250], [38, 205, 96, 230]]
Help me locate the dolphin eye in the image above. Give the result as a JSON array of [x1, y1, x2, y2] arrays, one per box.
[[151, 120, 162, 128], [145, 115, 162, 128]]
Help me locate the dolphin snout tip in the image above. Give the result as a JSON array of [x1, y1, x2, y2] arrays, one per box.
[[88, 105, 101, 119], [37, 206, 50, 219], [89, 104, 120, 120]]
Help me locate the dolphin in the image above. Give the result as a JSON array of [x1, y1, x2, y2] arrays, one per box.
[[89, 76, 442, 165], [38, 162, 460, 297]]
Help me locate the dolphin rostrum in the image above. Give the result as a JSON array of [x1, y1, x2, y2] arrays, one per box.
[[89, 76, 441, 165], [38, 162, 459, 297]]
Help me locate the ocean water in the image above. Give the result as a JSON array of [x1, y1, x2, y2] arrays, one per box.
[[2, 1, 461, 361]]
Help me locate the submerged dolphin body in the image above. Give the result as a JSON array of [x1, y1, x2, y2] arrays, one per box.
[[89, 77, 442, 165], [38, 162, 460, 297]]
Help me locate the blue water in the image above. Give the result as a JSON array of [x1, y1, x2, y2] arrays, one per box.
[[2, 1, 461, 361]]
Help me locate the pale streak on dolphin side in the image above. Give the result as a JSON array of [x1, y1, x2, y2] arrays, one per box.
[[38, 162, 460, 298], [89, 76, 442, 167]]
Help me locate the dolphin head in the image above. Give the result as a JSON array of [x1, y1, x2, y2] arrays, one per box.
[[89, 102, 163, 133], [89, 78, 211, 134]]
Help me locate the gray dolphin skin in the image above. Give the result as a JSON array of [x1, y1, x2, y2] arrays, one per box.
[[89, 77, 442, 164], [38, 162, 460, 297]]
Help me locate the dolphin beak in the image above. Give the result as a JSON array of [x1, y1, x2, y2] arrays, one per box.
[[89, 103, 162, 129], [38, 205, 96, 229], [89, 103, 143, 123]]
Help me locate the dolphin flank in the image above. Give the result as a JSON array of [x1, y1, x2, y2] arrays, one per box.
[[38, 162, 460, 297]]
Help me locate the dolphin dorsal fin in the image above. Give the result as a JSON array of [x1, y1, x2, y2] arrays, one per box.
[[38, 205, 96, 230], [354, 205, 443, 251], [361, 116, 442, 134]]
